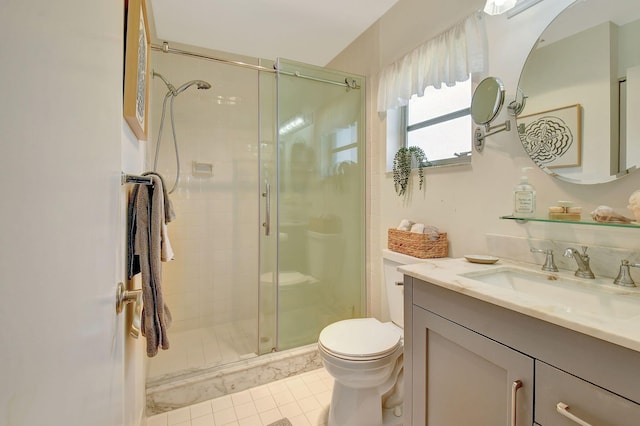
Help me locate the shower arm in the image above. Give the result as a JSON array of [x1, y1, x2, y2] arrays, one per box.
[[153, 70, 177, 95]]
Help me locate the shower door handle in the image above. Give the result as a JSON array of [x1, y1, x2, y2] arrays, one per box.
[[262, 181, 271, 236]]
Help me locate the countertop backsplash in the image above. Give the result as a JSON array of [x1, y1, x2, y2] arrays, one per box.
[[486, 233, 640, 282]]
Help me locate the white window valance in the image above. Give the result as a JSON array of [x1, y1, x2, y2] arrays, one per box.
[[377, 12, 488, 112]]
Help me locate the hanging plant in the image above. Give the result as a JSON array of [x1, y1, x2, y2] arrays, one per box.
[[392, 146, 428, 196]]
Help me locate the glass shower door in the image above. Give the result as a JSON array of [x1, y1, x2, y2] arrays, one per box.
[[275, 59, 366, 351], [148, 51, 264, 380]]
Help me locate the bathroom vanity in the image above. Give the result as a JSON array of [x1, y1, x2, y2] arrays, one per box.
[[400, 258, 640, 425]]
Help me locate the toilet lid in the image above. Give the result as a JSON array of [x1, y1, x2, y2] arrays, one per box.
[[319, 318, 402, 360]]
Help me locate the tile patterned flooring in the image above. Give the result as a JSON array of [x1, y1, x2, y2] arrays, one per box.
[[146, 368, 332, 426]]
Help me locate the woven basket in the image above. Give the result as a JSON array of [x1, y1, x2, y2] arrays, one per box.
[[387, 228, 448, 259]]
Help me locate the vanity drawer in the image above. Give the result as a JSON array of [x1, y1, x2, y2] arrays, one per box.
[[535, 361, 640, 425]]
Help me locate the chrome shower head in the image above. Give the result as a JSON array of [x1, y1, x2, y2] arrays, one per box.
[[175, 80, 212, 94], [152, 70, 212, 96]]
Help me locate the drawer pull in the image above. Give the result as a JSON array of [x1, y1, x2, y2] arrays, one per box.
[[511, 380, 523, 426], [556, 402, 593, 426]]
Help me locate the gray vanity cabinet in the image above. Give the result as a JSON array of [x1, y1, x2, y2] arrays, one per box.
[[411, 306, 534, 425], [403, 275, 640, 426], [535, 361, 640, 425]]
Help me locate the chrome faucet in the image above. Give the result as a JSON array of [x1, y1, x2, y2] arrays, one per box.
[[563, 246, 595, 279], [613, 260, 640, 287], [530, 248, 558, 272]]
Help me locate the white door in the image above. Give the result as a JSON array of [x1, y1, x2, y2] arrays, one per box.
[[0, 1, 133, 425]]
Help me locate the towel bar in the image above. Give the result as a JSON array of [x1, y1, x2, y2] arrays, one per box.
[[121, 172, 153, 186]]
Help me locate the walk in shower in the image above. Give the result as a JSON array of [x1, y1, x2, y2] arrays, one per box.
[[145, 44, 365, 408]]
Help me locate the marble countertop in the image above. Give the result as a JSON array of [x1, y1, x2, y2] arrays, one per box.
[[399, 257, 640, 353]]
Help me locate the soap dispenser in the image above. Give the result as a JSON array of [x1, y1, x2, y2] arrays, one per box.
[[513, 167, 536, 217]]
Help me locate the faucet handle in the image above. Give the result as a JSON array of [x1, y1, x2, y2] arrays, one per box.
[[530, 248, 559, 272], [614, 260, 640, 287], [581, 246, 589, 257]]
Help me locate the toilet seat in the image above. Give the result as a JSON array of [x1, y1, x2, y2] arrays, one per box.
[[318, 318, 402, 361], [260, 271, 318, 286]]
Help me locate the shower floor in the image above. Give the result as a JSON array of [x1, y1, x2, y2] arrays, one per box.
[[148, 320, 258, 381]]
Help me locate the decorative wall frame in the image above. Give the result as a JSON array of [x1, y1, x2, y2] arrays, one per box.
[[123, 0, 150, 140], [516, 104, 582, 169]]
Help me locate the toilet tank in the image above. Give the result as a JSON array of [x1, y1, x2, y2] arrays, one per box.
[[307, 230, 343, 283], [383, 249, 426, 327]]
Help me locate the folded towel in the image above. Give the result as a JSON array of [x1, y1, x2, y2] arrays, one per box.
[[134, 174, 172, 357], [397, 219, 414, 231], [161, 221, 175, 262], [410, 223, 425, 233], [424, 225, 440, 240]]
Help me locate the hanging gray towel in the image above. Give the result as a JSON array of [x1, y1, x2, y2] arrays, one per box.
[[127, 172, 175, 279], [134, 174, 172, 357]]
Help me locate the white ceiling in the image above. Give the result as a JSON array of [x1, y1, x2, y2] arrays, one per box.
[[148, 0, 400, 67]]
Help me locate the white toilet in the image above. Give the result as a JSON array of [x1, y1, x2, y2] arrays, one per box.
[[318, 250, 422, 426]]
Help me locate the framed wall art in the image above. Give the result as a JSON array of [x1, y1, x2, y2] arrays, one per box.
[[123, 0, 150, 140], [516, 104, 582, 169]]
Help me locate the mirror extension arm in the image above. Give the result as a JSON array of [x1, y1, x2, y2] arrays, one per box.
[[471, 77, 510, 153], [474, 119, 511, 152]]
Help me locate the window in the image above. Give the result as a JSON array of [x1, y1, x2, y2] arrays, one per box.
[[405, 79, 472, 167], [331, 123, 358, 166], [321, 122, 359, 177]]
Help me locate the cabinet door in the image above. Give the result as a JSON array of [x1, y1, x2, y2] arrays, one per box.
[[412, 306, 534, 426], [536, 361, 640, 425]]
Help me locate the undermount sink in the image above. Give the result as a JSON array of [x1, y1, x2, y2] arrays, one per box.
[[459, 267, 640, 320]]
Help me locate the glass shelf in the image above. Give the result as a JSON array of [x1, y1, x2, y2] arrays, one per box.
[[500, 215, 640, 229]]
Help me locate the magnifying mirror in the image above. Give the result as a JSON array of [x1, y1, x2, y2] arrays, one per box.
[[472, 77, 505, 125], [471, 77, 511, 152]]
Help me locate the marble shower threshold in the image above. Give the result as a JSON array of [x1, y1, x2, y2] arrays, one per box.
[[146, 343, 322, 415]]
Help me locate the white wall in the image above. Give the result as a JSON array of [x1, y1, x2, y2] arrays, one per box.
[[330, 0, 640, 321], [0, 1, 145, 425]]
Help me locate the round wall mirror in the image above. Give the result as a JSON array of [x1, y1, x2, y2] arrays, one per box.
[[516, 0, 640, 184], [471, 77, 506, 125]]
